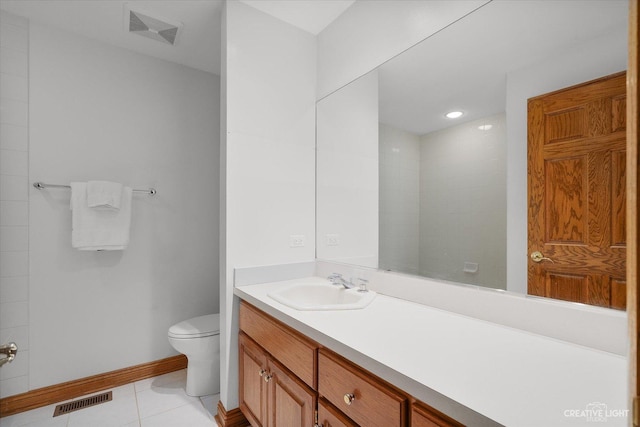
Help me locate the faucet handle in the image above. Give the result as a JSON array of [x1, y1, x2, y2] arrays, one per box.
[[356, 278, 369, 293], [328, 273, 343, 285]]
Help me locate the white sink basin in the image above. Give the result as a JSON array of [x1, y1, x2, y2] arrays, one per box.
[[268, 282, 376, 311]]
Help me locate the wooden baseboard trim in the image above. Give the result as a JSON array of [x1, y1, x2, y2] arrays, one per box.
[[214, 400, 250, 427], [0, 354, 187, 418]]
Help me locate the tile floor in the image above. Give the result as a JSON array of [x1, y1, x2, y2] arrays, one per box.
[[0, 370, 220, 427]]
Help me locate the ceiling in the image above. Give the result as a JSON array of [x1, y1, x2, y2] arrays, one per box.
[[377, 0, 629, 135], [1, 0, 625, 133], [240, 0, 354, 35], [0, 0, 355, 75]]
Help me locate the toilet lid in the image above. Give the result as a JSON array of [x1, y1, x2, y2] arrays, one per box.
[[168, 314, 220, 338]]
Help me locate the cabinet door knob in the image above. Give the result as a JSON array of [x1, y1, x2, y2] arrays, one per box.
[[264, 373, 273, 383], [259, 369, 267, 377], [343, 393, 356, 405]]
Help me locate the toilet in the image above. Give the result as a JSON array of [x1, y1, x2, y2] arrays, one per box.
[[168, 314, 220, 397]]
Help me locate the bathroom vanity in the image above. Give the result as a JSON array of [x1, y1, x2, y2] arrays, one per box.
[[234, 277, 627, 427], [238, 301, 461, 427]]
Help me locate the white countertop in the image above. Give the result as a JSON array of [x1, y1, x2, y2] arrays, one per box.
[[234, 277, 628, 427]]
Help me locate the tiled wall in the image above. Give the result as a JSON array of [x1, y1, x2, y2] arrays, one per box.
[[378, 114, 506, 289], [379, 123, 420, 274], [0, 11, 30, 397], [419, 114, 506, 288]]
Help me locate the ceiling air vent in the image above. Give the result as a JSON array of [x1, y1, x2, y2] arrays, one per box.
[[125, 6, 182, 46]]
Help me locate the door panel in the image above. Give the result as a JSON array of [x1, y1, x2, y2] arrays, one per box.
[[545, 107, 586, 143], [268, 359, 315, 427], [545, 156, 586, 243], [546, 273, 588, 304], [528, 72, 627, 309], [239, 333, 268, 427], [612, 95, 626, 132], [611, 278, 627, 310], [612, 149, 627, 246]]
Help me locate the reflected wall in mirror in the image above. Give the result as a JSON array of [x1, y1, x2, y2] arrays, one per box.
[[379, 113, 506, 288], [316, 0, 628, 302]]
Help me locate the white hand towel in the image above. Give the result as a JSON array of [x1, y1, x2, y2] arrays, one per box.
[[87, 180, 123, 210], [70, 182, 132, 251]]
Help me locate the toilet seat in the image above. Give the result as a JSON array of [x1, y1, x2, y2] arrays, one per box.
[[168, 314, 220, 339]]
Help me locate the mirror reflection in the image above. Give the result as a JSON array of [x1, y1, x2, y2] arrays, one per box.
[[379, 113, 506, 288], [316, 0, 628, 303]]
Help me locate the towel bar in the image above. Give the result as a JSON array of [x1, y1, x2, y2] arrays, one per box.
[[33, 182, 156, 195]]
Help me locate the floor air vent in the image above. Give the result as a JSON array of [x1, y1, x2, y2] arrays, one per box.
[[53, 391, 112, 417]]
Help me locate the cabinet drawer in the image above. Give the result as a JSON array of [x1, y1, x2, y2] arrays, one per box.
[[318, 349, 407, 427], [412, 401, 465, 427], [318, 398, 358, 427], [240, 302, 317, 389]]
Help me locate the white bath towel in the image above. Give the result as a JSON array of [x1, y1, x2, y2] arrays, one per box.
[[87, 180, 123, 209], [70, 182, 132, 251]]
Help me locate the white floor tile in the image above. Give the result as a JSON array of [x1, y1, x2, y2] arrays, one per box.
[[67, 389, 139, 427], [135, 382, 199, 419], [0, 413, 68, 427], [140, 402, 215, 427], [0, 371, 216, 427], [110, 383, 136, 398], [0, 403, 62, 427], [199, 394, 219, 418], [133, 370, 186, 393]]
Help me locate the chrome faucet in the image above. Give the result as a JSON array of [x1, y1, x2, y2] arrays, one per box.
[[328, 273, 369, 292], [328, 273, 355, 289]]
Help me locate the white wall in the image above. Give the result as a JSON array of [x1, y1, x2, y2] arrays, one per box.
[[316, 0, 488, 99], [25, 22, 220, 390], [221, 0, 316, 410], [0, 10, 30, 398], [419, 114, 506, 288], [378, 123, 419, 275], [316, 71, 378, 268], [505, 27, 627, 293]]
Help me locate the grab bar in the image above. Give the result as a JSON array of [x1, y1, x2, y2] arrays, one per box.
[[0, 342, 18, 367]]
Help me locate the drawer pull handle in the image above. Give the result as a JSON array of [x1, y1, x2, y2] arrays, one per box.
[[264, 373, 273, 383], [344, 393, 356, 405]]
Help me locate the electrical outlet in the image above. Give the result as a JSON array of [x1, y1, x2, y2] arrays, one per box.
[[290, 235, 305, 248], [326, 234, 340, 246]]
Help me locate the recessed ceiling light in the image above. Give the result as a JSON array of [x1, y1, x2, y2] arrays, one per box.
[[478, 124, 493, 131], [445, 111, 463, 119]]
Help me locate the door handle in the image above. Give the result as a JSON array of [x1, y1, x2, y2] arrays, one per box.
[[531, 251, 554, 263], [0, 342, 18, 367]]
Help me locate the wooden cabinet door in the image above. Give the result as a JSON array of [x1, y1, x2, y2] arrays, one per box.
[[267, 358, 316, 427], [239, 333, 268, 427], [528, 72, 627, 309]]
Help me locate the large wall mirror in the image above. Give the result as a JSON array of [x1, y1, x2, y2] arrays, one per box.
[[316, 0, 628, 306]]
